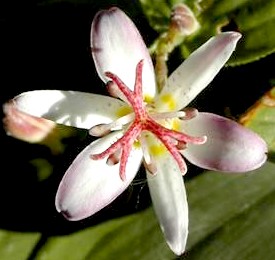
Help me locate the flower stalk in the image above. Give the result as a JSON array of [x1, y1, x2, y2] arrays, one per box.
[[151, 4, 200, 91]]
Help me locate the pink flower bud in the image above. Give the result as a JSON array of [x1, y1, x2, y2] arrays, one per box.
[[170, 4, 200, 35], [3, 101, 55, 143]]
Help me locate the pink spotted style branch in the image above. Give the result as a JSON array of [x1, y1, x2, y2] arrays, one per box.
[[90, 60, 206, 180]]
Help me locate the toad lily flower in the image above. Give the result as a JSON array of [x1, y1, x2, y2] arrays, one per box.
[[7, 7, 267, 256]]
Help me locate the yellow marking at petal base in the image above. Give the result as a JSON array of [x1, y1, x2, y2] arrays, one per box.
[[133, 140, 141, 149], [144, 94, 154, 104], [159, 118, 180, 131], [171, 118, 181, 131], [149, 143, 166, 157], [115, 106, 133, 118], [160, 94, 176, 111]]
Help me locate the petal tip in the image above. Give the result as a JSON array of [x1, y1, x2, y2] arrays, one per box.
[[247, 134, 268, 171], [183, 113, 268, 173], [227, 31, 242, 41], [216, 31, 242, 51], [167, 237, 187, 256], [59, 209, 75, 221], [55, 196, 83, 221]]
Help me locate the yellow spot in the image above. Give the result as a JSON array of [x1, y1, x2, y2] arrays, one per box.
[[149, 143, 166, 157], [160, 94, 176, 111], [144, 94, 153, 104], [133, 140, 141, 148], [171, 118, 181, 131], [115, 106, 132, 118], [159, 118, 180, 131]]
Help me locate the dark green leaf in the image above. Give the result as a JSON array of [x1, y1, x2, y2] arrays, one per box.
[[140, 0, 275, 65], [240, 86, 275, 161], [186, 162, 275, 254], [0, 230, 40, 259], [2, 162, 272, 259], [186, 190, 275, 259]]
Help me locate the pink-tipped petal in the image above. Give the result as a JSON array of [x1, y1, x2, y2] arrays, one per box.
[[55, 131, 142, 221], [13, 90, 126, 129], [146, 151, 188, 255], [181, 113, 267, 172], [91, 7, 156, 98], [155, 32, 242, 112]]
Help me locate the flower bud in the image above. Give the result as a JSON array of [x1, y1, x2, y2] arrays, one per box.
[[3, 101, 55, 143], [170, 4, 200, 36]]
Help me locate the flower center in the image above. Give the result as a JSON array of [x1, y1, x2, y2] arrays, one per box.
[[89, 60, 206, 180]]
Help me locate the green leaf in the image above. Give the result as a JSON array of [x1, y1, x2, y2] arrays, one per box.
[[240, 87, 275, 161], [34, 209, 174, 260], [139, 0, 179, 32], [2, 161, 274, 259], [0, 230, 40, 259], [210, 0, 275, 65], [140, 0, 275, 65], [186, 177, 275, 259], [186, 162, 275, 255]]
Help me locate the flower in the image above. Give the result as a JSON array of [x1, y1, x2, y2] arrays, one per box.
[[6, 7, 267, 256]]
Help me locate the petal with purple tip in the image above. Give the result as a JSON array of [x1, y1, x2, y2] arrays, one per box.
[[55, 131, 142, 221], [181, 112, 267, 172], [13, 90, 126, 129], [155, 32, 242, 112], [91, 7, 156, 98], [146, 151, 188, 255]]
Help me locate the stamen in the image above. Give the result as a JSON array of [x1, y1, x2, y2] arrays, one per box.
[[180, 108, 198, 120], [106, 81, 129, 104], [109, 113, 135, 130], [176, 140, 187, 150], [89, 123, 111, 137], [89, 113, 135, 137], [144, 159, 157, 175], [150, 111, 186, 120], [107, 150, 121, 166]]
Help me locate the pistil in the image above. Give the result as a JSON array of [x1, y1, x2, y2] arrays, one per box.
[[90, 60, 206, 180]]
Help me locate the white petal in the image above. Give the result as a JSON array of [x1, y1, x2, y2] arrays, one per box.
[[55, 131, 143, 221], [147, 151, 188, 255], [181, 112, 267, 172], [154, 32, 242, 111], [91, 7, 156, 98], [13, 90, 127, 129]]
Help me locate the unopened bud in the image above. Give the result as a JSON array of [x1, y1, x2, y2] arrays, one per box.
[[170, 4, 200, 36], [3, 101, 55, 143]]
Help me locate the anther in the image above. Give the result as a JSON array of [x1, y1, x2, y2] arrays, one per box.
[[89, 124, 111, 137], [144, 160, 158, 175], [107, 150, 121, 166], [106, 81, 128, 103], [176, 140, 187, 150], [150, 111, 186, 120], [89, 113, 135, 137], [180, 108, 198, 120]]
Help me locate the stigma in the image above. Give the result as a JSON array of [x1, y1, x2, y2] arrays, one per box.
[[89, 60, 206, 181]]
